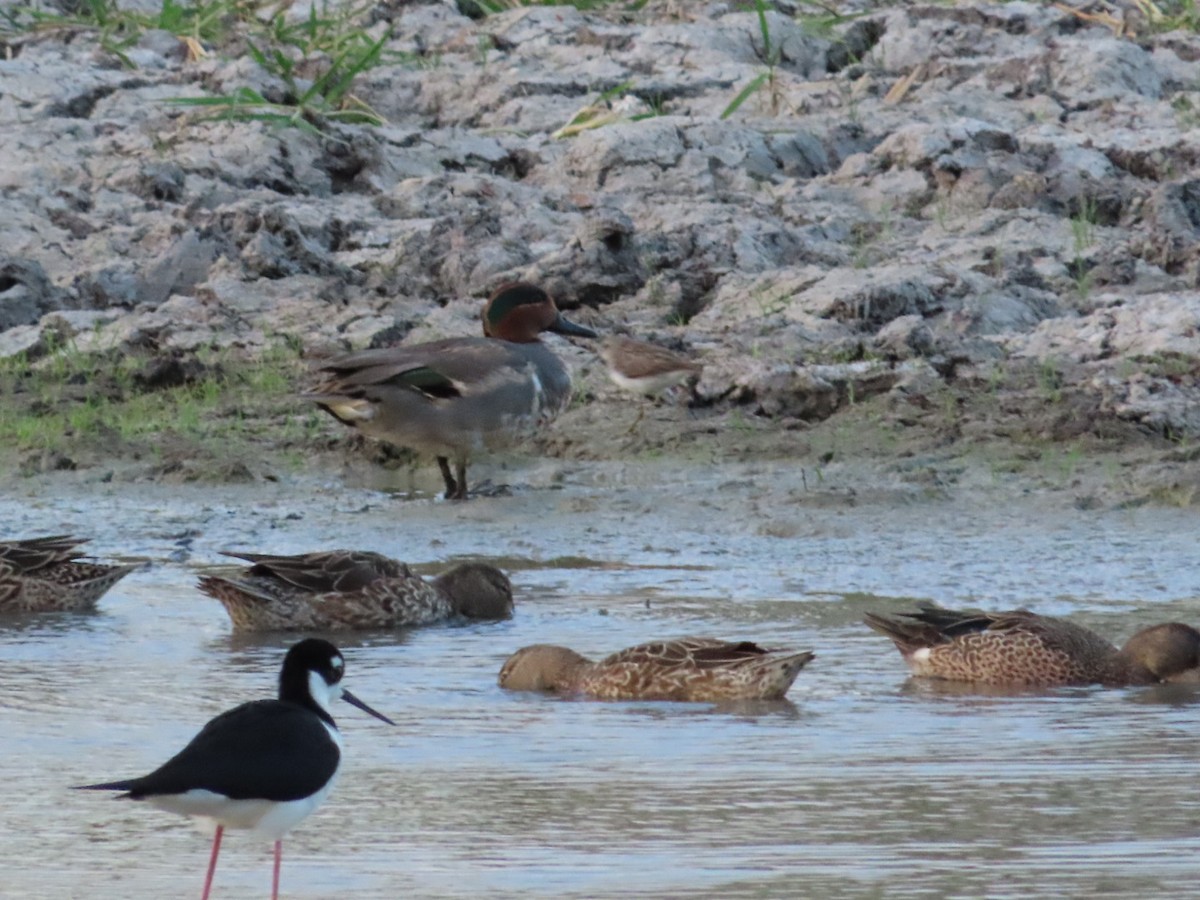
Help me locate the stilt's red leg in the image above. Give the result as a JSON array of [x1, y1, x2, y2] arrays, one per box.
[[201, 825, 223, 900], [272, 840, 282, 900]]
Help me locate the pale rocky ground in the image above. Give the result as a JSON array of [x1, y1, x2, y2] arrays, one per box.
[[2, 0, 1200, 506]]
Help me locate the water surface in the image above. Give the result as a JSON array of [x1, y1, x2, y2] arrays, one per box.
[[2, 461, 1199, 898]]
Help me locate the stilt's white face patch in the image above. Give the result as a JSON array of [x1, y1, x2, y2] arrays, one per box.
[[308, 670, 340, 715]]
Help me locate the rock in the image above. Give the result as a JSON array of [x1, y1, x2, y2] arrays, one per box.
[[0, 325, 44, 359], [557, 118, 686, 192], [1047, 36, 1164, 105], [5, 0, 1200, 454], [0, 257, 72, 330], [1012, 293, 1200, 364], [874, 314, 935, 359], [1138, 180, 1200, 273], [1097, 373, 1200, 438], [530, 207, 646, 307]]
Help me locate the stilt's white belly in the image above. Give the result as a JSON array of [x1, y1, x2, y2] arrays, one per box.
[[147, 776, 337, 840], [147, 720, 343, 840]]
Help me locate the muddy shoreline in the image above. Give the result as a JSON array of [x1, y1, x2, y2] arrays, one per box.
[[3, 372, 1193, 514], [3, 1, 1200, 509]]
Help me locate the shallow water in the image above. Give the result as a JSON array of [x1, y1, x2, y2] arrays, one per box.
[[3, 461, 1200, 898]]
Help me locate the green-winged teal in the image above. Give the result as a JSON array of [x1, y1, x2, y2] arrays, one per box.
[[199, 550, 513, 632], [305, 283, 596, 500], [499, 637, 814, 701], [0, 536, 135, 612], [597, 335, 703, 396], [865, 604, 1200, 686]]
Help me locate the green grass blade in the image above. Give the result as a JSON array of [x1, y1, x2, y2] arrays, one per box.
[[720, 72, 768, 120], [166, 87, 272, 107], [598, 79, 633, 104], [315, 29, 389, 105], [756, 0, 773, 64]]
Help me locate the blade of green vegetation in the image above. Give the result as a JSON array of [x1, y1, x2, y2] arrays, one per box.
[[720, 72, 768, 120], [756, 0, 774, 65]]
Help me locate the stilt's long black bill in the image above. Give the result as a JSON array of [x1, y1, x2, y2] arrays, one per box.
[[341, 688, 395, 725]]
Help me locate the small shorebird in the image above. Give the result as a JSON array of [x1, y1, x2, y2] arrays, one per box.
[[864, 604, 1200, 686], [76, 638, 394, 900], [597, 335, 703, 397], [199, 549, 513, 632], [305, 283, 596, 500], [499, 637, 814, 702], [0, 535, 136, 612], [596, 335, 702, 431]]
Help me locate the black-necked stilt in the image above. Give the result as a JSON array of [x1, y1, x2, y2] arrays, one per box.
[[76, 638, 394, 899]]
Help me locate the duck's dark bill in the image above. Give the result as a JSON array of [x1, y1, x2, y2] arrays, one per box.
[[342, 689, 396, 725], [551, 312, 598, 339]]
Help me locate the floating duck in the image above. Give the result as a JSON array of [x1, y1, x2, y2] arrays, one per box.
[[499, 637, 814, 702], [0, 535, 135, 612], [199, 549, 513, 632], [865, 605, 1200, 686]]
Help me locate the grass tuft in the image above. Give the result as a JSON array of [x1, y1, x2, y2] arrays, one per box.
[[722, 0, 784, 119], [3, 0, 404, 132], [0, 340, 328, 477]]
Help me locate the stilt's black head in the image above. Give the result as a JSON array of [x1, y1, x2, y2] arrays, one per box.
[[279, 638, 344, 702], [279, 638, 394, 726]]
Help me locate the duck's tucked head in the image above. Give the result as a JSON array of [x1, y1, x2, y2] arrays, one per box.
[[498, 644, 591, 692], [436, 563, 514, 619], [482, 283, 597, 343], [1121, 623, 1200, 683]]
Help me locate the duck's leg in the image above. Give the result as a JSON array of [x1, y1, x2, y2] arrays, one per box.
[[452, 457, 469, 500], [271, 840, 282, 900], [200, 825, 223, 900], [436, 456, 459, 499]]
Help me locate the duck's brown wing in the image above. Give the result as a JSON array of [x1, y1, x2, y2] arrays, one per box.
[[0, 536, 88, 575], [864, 605, 1041, 651], [599, 638, 780, 670], [219, 550, 409, 593]]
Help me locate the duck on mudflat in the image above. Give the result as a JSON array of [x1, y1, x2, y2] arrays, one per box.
[[305, 283, 596, 500]]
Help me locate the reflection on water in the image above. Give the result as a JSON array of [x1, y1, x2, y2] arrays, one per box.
[[2, 468, 1200, 898]]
